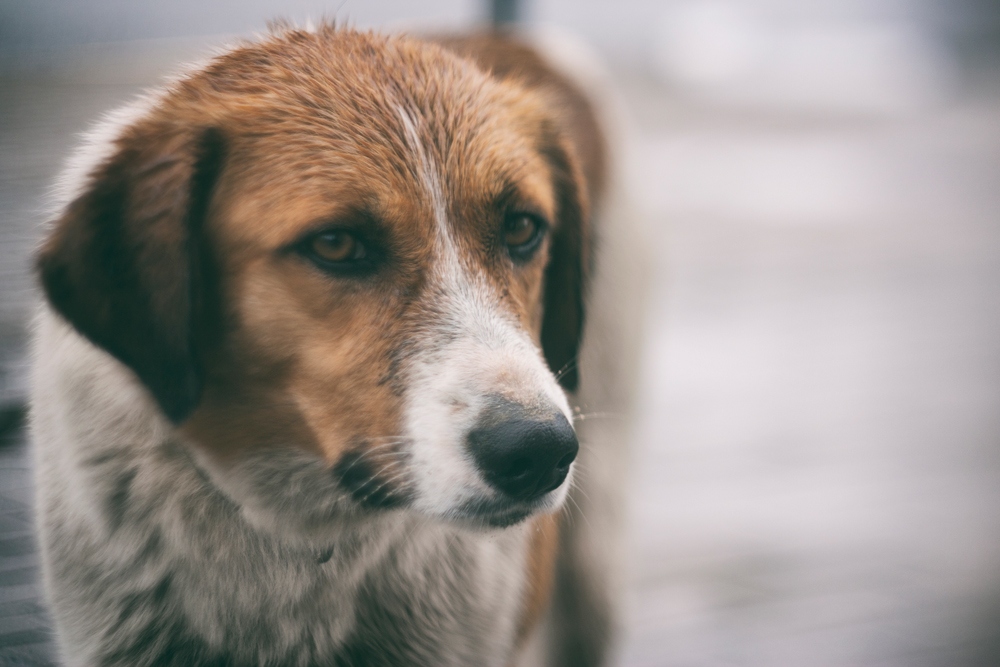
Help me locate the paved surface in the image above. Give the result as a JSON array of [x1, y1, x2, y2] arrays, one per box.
[[1, 38, 999, 666], [616, 68, 1000, 666], [0, 432, 54, 666]]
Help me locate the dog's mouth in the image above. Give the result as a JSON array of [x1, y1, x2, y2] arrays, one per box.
[[450, 495, 550, 529]]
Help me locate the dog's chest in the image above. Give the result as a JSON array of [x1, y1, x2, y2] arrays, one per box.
[[41, 465, 526, 667]]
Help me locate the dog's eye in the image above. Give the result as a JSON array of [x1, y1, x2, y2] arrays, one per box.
[[311, 231, 365, 263], [298, 229, 377, 276], [504, 214, 546, 261]]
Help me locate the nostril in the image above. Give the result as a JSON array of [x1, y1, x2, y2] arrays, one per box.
[[556, 451, 576, 470], [505, 456, 533, 479]]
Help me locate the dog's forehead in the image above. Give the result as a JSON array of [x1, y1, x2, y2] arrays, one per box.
[[184, 30, 555, 246]]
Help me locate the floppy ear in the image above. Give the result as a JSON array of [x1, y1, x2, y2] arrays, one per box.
[[540, 133, 591, 393], [36, 123, 225, 423]]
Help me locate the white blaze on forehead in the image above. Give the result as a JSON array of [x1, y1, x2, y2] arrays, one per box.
[[397, 106, 452, 258], [393, 104, 569, 406], [395, 104, 524, 345]]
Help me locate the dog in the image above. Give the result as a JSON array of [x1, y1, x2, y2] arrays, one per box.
[[31, 24, 644, 667]]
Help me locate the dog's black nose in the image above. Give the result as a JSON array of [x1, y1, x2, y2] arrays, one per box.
[[468, 410, 578, 502]]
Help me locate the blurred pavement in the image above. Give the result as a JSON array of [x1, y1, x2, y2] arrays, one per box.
[[618, 65, 1000, 667]]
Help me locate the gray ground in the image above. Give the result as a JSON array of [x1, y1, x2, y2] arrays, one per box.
[[616, 66, 1000, 667], [1, 35, 999, 667]]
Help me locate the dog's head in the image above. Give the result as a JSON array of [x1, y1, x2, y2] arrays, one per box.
[[37, 28, 591, 534]]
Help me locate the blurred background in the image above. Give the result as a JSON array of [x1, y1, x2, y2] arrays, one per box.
[[1, 0, 999, 665]]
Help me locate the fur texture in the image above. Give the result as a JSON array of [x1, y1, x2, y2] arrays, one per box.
[[31, 25, 642, 667]]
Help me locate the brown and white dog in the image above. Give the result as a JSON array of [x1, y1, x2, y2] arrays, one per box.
[[30, 24, 643, 667]]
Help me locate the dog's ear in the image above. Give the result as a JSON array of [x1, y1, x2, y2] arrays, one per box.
[[540, 133, 591, 393], [37, 123, 225, 423]]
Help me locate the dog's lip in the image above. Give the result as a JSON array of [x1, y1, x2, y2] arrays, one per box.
[[451, 495, 545, 528]]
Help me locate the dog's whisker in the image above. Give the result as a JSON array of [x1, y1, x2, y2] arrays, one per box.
[[363, 457, 413, 486], [358, 439, 410, 451], [571, 482, 594, 505], [335, 447, 408, 477], [341, 439, 410, 459], [565, 492, 595, 533], [337, 438, 412, 457], [572, 411, 626, 422], [553, 357, 579, 383], [358, 470, 412, 504]]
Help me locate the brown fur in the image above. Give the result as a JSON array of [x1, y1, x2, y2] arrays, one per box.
[[516, 511, 561, 649], [433, 32, 607, 203]]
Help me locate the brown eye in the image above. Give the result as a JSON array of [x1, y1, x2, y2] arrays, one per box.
[[505, 215, 538, 247], [311, 231, 365, 263], [504, 214, 546, 263]]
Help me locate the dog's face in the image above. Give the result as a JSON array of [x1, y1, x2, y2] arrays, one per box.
[[38, 28, 589, 535]]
